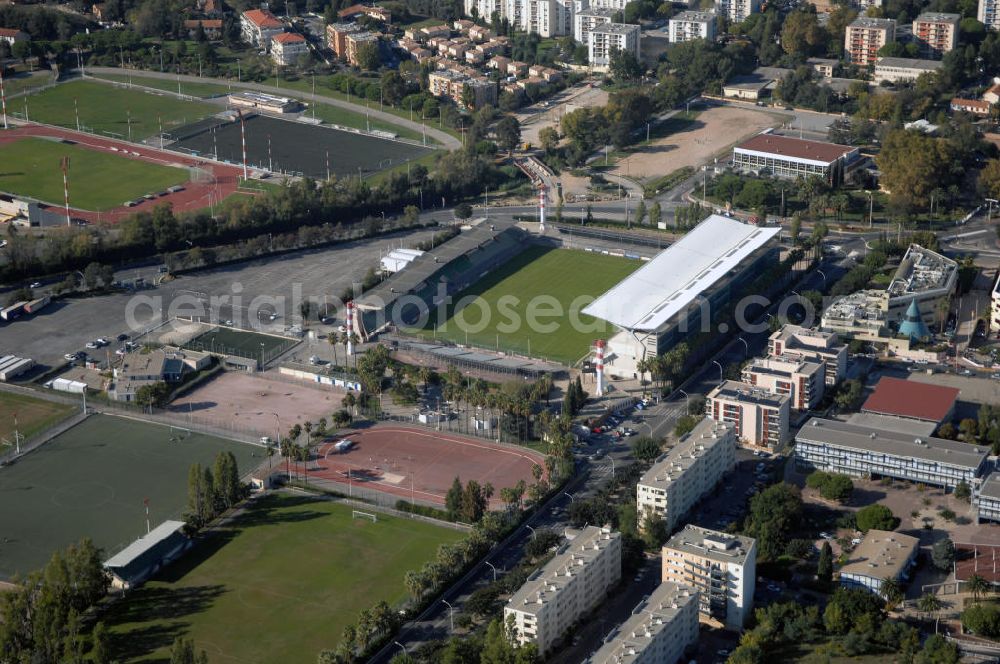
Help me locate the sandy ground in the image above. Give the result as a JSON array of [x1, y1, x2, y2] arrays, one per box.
[[609, 106, 777, 183], [515, 83, 609, 146]]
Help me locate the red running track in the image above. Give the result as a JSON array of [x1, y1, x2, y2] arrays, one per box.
[[0, 124, 248, 224], [306, 425, 547, 508]]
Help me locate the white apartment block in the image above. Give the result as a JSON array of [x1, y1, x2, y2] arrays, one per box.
[[271, 32, 307, 65], [505, 526, 622, 654], [845, 17, 896, 66], [980, 0, 1000, 31], [636, 419, 735, 533], [524, 0, 558, 36], [588, 22, 640, 67], [465, 0, 627, 36], [706, 380, 790, 450], [991, 271, 1000, 333], [574, 7, 615, 43], [768, 324, 847, 386], [668, 10, 716, 43], [741, 355, 825, 410], [795, 417, 990, 491], [240, 8, 283, 48], [716, 0, 759, 24], [586, 582, 699, 664], [662, 525, 756, 630]]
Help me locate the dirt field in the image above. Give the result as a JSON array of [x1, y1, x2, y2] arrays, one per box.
[[306, 425, 545, 507], [515, 83, 609, 146], [609, 106, 777, 183], [169, 370, 344, 437]]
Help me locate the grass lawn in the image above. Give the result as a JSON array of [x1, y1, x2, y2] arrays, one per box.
[[309, 101, 424, 142], [0, 137, 189, 211], [90, 73, 231, 99], [0, 414, 257, 579], [23, 79, 217, 140], [411, 246, 641, 365], [0, 390, 75, 443], [104, 493, 463, 663], [1, 70, 55, 98]]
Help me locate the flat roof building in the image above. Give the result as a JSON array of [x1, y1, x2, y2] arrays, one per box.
[[637, 419, 736, 533], [839, 530, 919, 595], [795, 417, 989, 490], [588, 22, 641, 68], [845, 17, 896, 66], [662, 525, 756, 630], [574, 7, 615, 44], [585, 582, 700, 664], [861, 376, 959, 424], [885, 244, 957, 324], [912, 13, 959, 58], [669, 10, 716, 43], [991, 271, 1000, 333], [975, 471, 1000, 524], [706, 380, 790, 450], [741, 354, 825, 411], [873, 57, 943, 84], [104, 520, 190, 589], [505, 526, 622, 655], [768, 324, 848, 386], [733, 133, 860, 186], [716, 0, 759, 23]]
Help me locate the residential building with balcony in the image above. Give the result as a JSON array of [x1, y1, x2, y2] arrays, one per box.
[[768, 324, 848, 386], [716, 0, 758, 23], [662, 525, 756, 630], [705, 380, 790, 450], [574, 7, 615, 44], [845, 17, 896, 66], [505, 526, 622, 655], [241, 8, 283, 48], [588, 22, 640, 67], [741, 355, 825, 410], [668, 11, 716, 42], [992, 271, 1000, 333], [271, 32, 307, 65], [980, 0, 1000, 31], [637, 419, 735, 533], [911, 13, 959, 58]]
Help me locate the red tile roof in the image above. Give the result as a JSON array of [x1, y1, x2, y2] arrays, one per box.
[[273, 32, 305, 43], [243, 8, 281, 28], [735, 133, 856, 164], [861, 377, 959, 423], [0, 28, 25, 38]]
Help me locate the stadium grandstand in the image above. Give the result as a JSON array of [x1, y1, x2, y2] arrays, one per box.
[[582, 214, 780, 377]]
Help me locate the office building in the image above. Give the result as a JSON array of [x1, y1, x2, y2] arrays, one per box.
[[636, 419, 736, 533], [706, 380, 790, 449], [794, 417, 989, 490], [732, 133, 860, 186], [588, 22, 640, 67], [873, 57, 943, 84], [912, 13, 959, 58], [716, 0, 759, 23], [271, 32, 308, 65], [240, 8, 283, 48], [839, 530, 919, 595], [505, 526, 622, 654], [669, 11, 716, 42], [662, 525, 756, 630], [845, 17, 896, 66], [741, 355, 825, 410], [586, 582, 700, 664], [768, 324, 848, 386], [981, 0, 1000, 31]]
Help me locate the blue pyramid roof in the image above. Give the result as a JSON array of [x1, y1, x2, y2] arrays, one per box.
[[898, 299, 931, 341]]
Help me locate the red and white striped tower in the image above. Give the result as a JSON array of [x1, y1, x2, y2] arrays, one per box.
[[594, 339, 606, 396], [237, 109, 248, 180], [60, 157, 71, 227], [0, 67, 7, 130], [345, 300, 355, 356], [538, 183, 547, 232]]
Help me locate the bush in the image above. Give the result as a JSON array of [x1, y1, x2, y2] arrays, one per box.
[[806, 471, 854, 503], [856, 504, 898, 532], [962, 603, 1000, 637]]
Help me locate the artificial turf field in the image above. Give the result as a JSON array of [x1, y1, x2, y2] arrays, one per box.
[[104, 493, 462, 663], [0, 137, 189, 210], [414, 246, 641, 365], [0, 414, 257, 579], [0, 390, 75, 444], [23, 79, 217, 140], [183, 326, 296, 363]]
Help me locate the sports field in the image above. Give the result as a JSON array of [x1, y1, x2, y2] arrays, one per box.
[[0, 415, 258, 579], [104, 493, 462, 663], [183, 326, 296, 362], [0, 390, 75, 444], [91, 73, 231, 99], [414, 246, 641, 365], [23, 80, 217, 140], [0, 137, 188, 210]]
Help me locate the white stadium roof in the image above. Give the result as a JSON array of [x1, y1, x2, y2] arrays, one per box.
[[582, 215, 780, 332]]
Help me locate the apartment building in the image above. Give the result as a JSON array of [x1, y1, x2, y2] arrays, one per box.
[[345, 31, 379, 67], [992, 271, 1000, 333], [716, 0, 759, 24], [706, 380, 790, 450], [240, 8, 283, 48], [327, 22, 361, 58], [844, 17, 896, 66], [588, 22, 641, 67], [768, 324, 847, 386], [839, 530, 919, 595], [873, 56, 943, 84], [795, 417, 989, 491], [668, 11, 716, 43], [586, 582, 699, 664], [271, 32, 308, 65], [662, 525, 756, 630], [574, 7, 615, 44], [741, 355, 825, 410], [912, 13, 959, 58], [636, 419, 736, 533], [980, 0, 1000, 30], [524, 0, 559, 36], [505, 526, 622, 655]]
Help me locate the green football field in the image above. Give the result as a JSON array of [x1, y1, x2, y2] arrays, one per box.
[[0, 415, 258, 579], [414, 246, 641, 365], [0, 138, 189, 210], [104, 493, 462, 663], [183, 326, 296, 362], [23, 79, 217, 140], [0, 390, 75, 444]]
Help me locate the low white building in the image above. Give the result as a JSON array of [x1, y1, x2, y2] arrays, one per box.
[[668, 10, 716, 42], [839, 530, 918, 595], [380, 248, 425, 273], [588, 22, 640, 68], [975, 471, 1000, 524], [873, 56, 943, 84]]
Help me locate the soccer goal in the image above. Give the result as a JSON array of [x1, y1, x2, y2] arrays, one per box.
[[169, 426, 192, 442], [352, 510, 377, 523]]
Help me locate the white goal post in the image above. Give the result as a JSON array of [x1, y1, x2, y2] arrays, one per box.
[[352, 510, 377, 523], [169, 426, 192, 441]]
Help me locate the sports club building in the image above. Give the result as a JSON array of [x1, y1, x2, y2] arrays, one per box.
[[732, 132, 861, 186]]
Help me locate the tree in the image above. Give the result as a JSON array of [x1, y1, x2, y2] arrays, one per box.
[[630, 436, 661, 462], [90, 622, 111, 664], [781, 10, 824, 56], [789, 215, 801, 244], [135, 381, 171, 408], [539, 126, 559, 153], [455, 202, 473, 220], [979, 157, 1000, 200], [834, 379, 863, 412], [932, 538, 955, 572], [185, 463, 215, 530], [879, 576, 903, 610], [83, 261, 101, 289], [744, 483, 803, 562], [445, 476, 463, 520], [495, 115, 521, 155], [967, 573, 991, 603], [916, 634, 959, 664], [648, 201, 661, 227], [355, 41, 381, 71], [169, 637, 208, 664], [634, 200, 646, 226], [608, 48, 643, 82], [962, 602, 1000, 637], [876, 129, 959, 210], [856, 504, 897, 532], [817, 541, 833, 584], [918, 592, 943, 615], [212, 451, 241, 510], [955, 480, 972, 502], [380, 70, 406, 107]]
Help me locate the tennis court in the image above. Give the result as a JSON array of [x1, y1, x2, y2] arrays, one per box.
[[182, 326, 297, 364], [0, 414, 259, 579]]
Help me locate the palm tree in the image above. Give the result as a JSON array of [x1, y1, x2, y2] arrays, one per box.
[[967, 574, 991, 603], [917, 592, 943, 616], [879, 576, 903, 610]]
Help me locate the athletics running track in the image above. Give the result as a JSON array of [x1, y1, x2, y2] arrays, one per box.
[[305, 425, 546, 508], [0, 123, 248, 224]]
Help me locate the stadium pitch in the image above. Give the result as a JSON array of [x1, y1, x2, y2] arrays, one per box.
[[103, 493, 462, 663], [0, 414, 257, 579], [182, 326, 296, 363], [169, 113, 433, 179], [0, 137, 189, 210], [413, 246, 641, 365]]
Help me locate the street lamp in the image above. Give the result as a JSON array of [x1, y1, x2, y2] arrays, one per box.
[[988, 198, 998, 224], [525, 525, 536, 539], [816, 269, 827, 284], [394, 642, 407, 656], [485, 561, 499, 581], [563, 491, 575, 503], [736, 337, 749, 358], [442, 599, 454, 632], [678, 388, 690, 415], [712, 360, 724, 383]]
